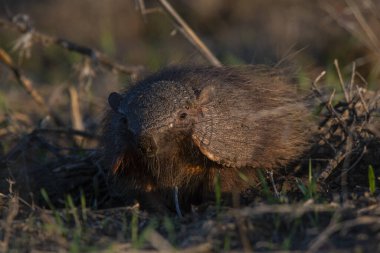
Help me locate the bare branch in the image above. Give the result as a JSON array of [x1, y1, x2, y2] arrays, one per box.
[[311, 70, 326, 98], [334, 59, 350, 103], [322, 3, 380, 57], [0, 16, 145, 79], [155, 0, 222, 67], [68, 86, 85, 145], [345, 0, 380, 53], [0, 48, 64, 126], [349, 61, 356, 100]]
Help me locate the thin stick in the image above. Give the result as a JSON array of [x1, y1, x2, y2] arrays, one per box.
[[136, 0, 148, 22], [0, 17, 145, 78], [354, 71, 369, 87], [0, 48, 63, 126], [311, 70, 326, 98], [156, 0, 222, 67], [232, 193, 253, 253], [146, 230, 176, 252], [327, 89, 336, 111], [0, 195, 19, 253], [275, 45, 308, 68], [307, 216, 380, 253], [317, 147, 347, 183], [336, 146, 367, 179], [135, 0, 162, 20], [268, 170, 280, 198], [334, 59, 350, 103], [68, 86, 84, 131], [345, 0, 380, 55], [68, 86, 85, 145], [236, 203, 338, 217], [313, 71, 326, 87], [349, 62, 356, 100], [340, 128, 353, 204], [33, 128, 98, 139], [322, 3, 379, 56], [356, 85, 370, 114]]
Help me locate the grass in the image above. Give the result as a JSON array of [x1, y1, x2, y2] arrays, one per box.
[[1, 174, 380, 252], [163, 216, 176, 245], [257, 170, 277, 203], [131, 208, 139, 248], [296, 160, 318, 200], [368, 165, 376, 195], [1, 1, 380, 252], [214, 171, 222, 215]]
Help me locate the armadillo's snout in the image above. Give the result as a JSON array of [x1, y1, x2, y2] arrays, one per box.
[[138, 134, 158, 157]]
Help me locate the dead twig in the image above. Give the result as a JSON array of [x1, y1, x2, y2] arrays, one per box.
[[268, 170, 280, 198], [1, 127, 98, 163], [68, 86, 85, 145], [0, 48, 64, 126], [336, 145, 367, 180], [349, 62, 356, 100], [307, 216, 380, 253], [311, 70, 326, 98], [146, 230, 176, 253], [356, 85, 370, 114], [0, 16, 145, 79], [135, 0, 162, 21], [345, 0, 380, 54], [334, 59, 350, 103], [0, 194, 19, 253], [32, 128, 98, 139], [148, 0, 222, 67], [236, 203, 339, 218], [157, 0, 222, 67], [317, 147, 347, 183], [232, 192, 253, 253], [322, 2, 380, 57], [340, 127, 353, 202], [316, 59, 378, 185]]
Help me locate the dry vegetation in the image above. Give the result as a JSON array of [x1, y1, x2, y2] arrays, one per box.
[[1, 0, 380, 252]]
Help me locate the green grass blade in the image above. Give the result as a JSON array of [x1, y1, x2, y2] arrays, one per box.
[[368, 165, 376, 194]]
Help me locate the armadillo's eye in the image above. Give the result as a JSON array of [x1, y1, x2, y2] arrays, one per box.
[[179, 112, 188, 120], [120, 117, 127, 125]]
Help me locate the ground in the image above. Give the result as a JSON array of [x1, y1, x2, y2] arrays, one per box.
[[1, 1, 380, 252]]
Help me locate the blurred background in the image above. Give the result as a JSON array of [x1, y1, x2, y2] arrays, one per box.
[[1, 0, 380, 146]]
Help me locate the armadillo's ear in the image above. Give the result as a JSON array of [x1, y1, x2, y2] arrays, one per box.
[[108, 92, 122, 112], [198, 85, 215, 105]]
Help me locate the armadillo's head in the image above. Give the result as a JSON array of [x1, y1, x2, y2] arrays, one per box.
[[108, 81, 211, 158]]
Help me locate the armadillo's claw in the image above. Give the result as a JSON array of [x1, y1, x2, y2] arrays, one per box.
[[174, 186, 184, 218]]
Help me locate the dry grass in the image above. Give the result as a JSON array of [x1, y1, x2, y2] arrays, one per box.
[[1, 0, 380, 252]]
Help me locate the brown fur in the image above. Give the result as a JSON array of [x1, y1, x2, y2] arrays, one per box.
[[102, 66, 315, 210]]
